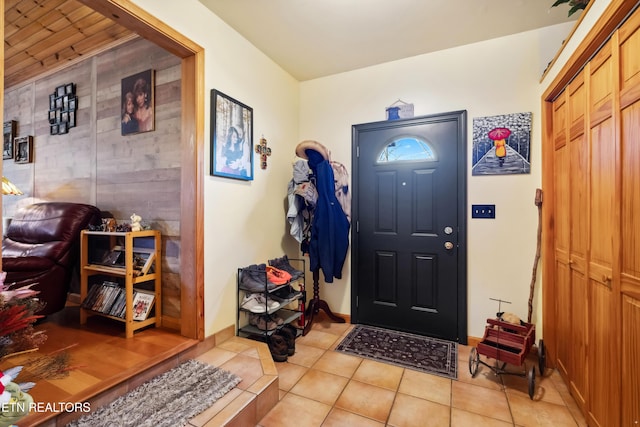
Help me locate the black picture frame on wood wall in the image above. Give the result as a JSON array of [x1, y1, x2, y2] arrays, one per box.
[[3, 120, 17, 160], [210, 89, 253, 181], [14, 136, 33, 164], [49, 82, 78, 135]]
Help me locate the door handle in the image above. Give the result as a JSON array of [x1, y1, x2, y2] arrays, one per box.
[[444, 241, 454, 250]]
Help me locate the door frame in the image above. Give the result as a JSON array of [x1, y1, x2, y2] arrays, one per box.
[[350, 111, 468, 343]]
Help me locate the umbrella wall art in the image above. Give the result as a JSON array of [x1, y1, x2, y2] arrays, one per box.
[[472, 112, 532, 175]]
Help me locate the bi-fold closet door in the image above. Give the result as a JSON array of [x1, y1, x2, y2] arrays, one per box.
[[547, 6, 640, 427]]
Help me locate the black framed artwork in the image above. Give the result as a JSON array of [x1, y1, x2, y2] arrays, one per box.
[[210, 89, 253, 181], [3, 121, 16, 160], [14, 135, 33, 164], [49, 83, 77, 135]]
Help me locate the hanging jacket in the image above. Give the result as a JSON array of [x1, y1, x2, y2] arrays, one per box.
[[306, 149, 350, 283]]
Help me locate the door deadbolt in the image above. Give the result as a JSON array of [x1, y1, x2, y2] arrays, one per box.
[[444, 226, 453, 235]]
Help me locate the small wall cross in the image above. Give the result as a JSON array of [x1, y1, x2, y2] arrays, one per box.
[[255, 136, 272, 169]]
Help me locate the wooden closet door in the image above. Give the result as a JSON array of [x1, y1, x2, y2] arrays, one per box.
[[618, 11, 640, 427], [587, 39, 620, 427], [552, 93, 572, 383], [567, 72, 588, 410]]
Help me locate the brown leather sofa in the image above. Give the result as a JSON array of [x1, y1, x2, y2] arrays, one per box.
[[2, 202, 102, 315]]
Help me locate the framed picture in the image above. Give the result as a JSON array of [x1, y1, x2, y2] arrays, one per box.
[[132, 290, 155, 321], [3, 121, 17, 160], [133, 250, 156, 275], [14, 135, 33, 164], [49, 82, 78, 135], [210, 89, 253, 180], [121, 69, 155, 135]]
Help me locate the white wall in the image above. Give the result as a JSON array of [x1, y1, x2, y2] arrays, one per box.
[[299, 23, 574, 339], [131, 0, 301, 335], [131, 0, 611, 340]]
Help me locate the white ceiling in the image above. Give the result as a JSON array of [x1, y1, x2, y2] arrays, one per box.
[[198, 0, 580, 81]]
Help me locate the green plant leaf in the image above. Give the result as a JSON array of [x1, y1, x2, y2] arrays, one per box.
[[568, 3, 587, 16], [551, 0, 570, 6]]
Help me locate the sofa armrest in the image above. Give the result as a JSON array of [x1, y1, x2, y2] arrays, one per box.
[[2, 256, 57, 272]]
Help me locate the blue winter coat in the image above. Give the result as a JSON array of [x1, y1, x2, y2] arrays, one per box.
[[306, 149, 350, 283]]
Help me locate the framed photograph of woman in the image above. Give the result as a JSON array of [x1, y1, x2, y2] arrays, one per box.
[[121, 69, 155, 135], [14, 136, 33, 164], [210, 89, 253, 180]]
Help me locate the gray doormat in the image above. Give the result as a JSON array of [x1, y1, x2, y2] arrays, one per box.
[[67, 359, 241, 427], [336, 324, 458, 380]]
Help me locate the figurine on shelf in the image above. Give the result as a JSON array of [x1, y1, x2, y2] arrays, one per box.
[[130, 213, 142, 232]]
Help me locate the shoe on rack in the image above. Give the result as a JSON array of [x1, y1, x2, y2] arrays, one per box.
[[248, 313, 278, 331], [269, 255, 304, 280], [255, 293, 280, 311], [266, 266, 291, 285], [278, 324, 298, 356], [239, 264, 275, 292], [271, 285, 302, 301], [272, 314, 285, 326], [241, 293, 268, 313], [268, 334, 289, 362]]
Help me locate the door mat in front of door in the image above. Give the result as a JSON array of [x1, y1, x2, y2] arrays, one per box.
[[335, 324, 457, 380]]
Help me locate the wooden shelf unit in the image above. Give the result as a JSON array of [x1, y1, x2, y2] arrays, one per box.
[[80, 230, 162, 338]]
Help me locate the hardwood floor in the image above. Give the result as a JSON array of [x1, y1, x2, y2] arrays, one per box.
[[0, 304, 198, 426]]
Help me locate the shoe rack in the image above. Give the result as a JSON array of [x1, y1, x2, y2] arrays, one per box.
[[236, 259, 306, 340]]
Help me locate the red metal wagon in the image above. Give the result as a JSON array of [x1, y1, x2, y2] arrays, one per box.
[[469, 317, 546, 399]]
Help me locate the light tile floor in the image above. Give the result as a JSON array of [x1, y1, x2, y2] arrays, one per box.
[[216, 315, 588, 427]]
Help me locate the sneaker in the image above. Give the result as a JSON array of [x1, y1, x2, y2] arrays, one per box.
[[241, 293, 267, 313], [266, 266, 291, 285], [269, 255, 304, 280], [248, 313, 278, 331], [268, 334, 289, 362], [239, 264, 275, 292], [271, 285, 302, 301], [254, 293, 280, 310]]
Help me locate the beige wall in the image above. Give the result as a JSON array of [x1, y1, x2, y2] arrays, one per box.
[[297, 26, 574, 339], [131, 0, 301, 336], [132, 0, 602, 340]]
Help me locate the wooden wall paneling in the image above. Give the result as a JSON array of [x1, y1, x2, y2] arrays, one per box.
[[619, 11, 640, 426], [3, 37, 184, 325], [567, 72, 589, 410], [94, 39, 183, 322]]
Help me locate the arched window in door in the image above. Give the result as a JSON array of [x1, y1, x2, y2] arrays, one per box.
[[377, 136, 437, 163]]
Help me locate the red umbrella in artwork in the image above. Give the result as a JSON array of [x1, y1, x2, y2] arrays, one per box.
[[488, 127, 511, 142], [488, 127, 511, 165]]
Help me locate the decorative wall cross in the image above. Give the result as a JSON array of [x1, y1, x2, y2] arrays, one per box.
[[255, 136, 272, 169]]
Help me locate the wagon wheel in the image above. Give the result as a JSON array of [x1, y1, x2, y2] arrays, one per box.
[[469, 347, 480, 377], [527, 365, 536, 399], [538, 339, 546, 376]]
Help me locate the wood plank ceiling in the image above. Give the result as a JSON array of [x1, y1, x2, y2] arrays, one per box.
[[4, 0, 133, 89]]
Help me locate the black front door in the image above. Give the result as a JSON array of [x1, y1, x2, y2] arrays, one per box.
[[351, 111, 467, 342]]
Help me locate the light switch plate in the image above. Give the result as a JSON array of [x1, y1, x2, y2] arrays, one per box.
[[472, 204, 495, 219]]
